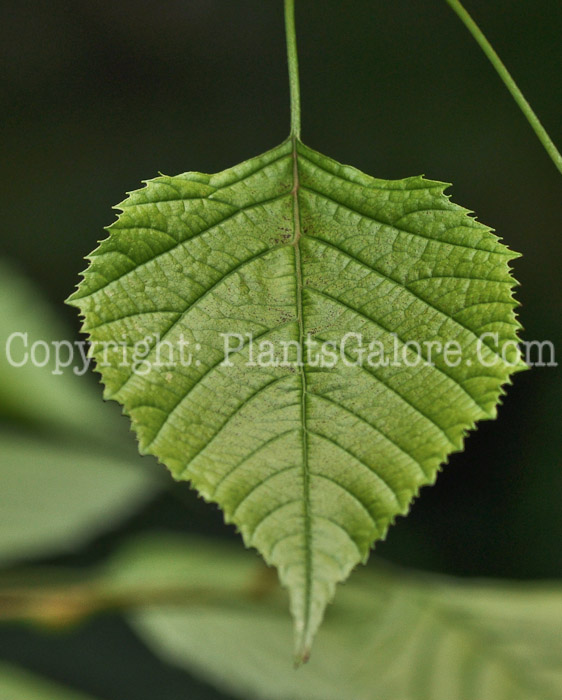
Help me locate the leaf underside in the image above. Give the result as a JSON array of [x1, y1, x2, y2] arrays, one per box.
[[69, 138, 524, 659]]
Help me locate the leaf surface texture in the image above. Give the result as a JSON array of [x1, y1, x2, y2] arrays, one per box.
[[70, 139, 523, 655]]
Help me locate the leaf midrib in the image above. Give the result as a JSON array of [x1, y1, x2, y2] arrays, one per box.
[[292, 136, 313, 658]]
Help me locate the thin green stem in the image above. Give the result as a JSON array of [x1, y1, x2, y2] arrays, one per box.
[[284, 0, 301, 139], [446, 0, 562, 176]]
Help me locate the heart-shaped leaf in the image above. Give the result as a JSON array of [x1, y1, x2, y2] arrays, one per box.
[[69, 138, 524, 658]]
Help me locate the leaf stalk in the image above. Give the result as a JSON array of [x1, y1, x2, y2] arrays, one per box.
[[446, 0, 562, 177], [284, 0, 301, 138]]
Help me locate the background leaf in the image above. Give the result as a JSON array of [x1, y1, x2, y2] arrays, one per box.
[[99, 534, 562, 700], [0, 662, 100, 700], [0, 431, 160, 565], [0, 260, 123, 444], [0, 260, 162, 565], [70, 139, 524, 655]]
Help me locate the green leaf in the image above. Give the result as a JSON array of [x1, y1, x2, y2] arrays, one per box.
[[0, 260, 123, 444], [0, 430, 159, 565], [69, 138, 524, 657], [0, 662, 99, 700], [0, 260, 161, 565], [106, 534, 562, 700]]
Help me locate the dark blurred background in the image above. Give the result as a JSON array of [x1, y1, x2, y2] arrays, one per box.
[[1, 1, 560, 698]]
